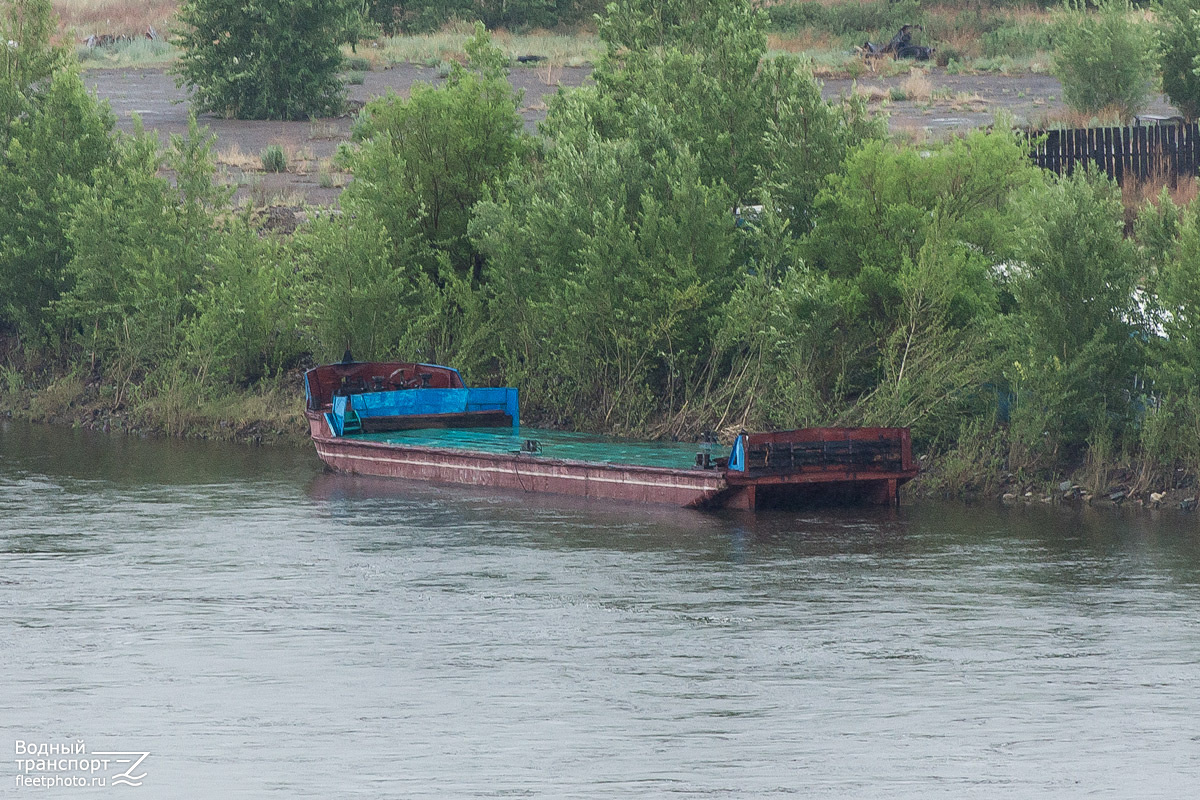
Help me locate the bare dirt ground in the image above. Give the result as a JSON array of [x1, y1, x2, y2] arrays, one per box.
[[84, 63, 593, 207], [822, 72, 1180, 135], [83, 65, 1181, 207]]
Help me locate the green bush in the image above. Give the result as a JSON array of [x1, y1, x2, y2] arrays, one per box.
[[1155, 0, 1200, 122], [52, 117, 231, 405], [1147, 203, 1200, 391], [981, 21, 1059, 58], [184, 226, 305, 386], [1004, 169, 1144, 462], [173, 0, 355, 120], [1052, 0, 1155, 121], [473, 137, 738, 431], [765, 2, 826, 32], [1140, 391, 1200, 480], [1, 0, 66, 145], [0, 70, 117, 339], [292, 210, 412, 362], [936, 46, 964, 67], [260, 144, 287, 173], [343, 23, 528, 274]]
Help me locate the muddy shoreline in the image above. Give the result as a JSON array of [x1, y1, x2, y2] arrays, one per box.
[[5, 381, 1196, 516]]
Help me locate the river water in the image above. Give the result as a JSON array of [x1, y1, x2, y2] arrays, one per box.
[[2, 420, 1199, 798]]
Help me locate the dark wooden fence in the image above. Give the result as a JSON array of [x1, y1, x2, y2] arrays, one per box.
[[1027, 122, 1200, 184]]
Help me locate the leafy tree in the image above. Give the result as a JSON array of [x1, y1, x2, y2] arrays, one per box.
[[1052, 0, 1154, 121], [0, 0, 66, 148], [0, 68, 117, 339], [183, 225, 306, 387], [701, 205, 842, 432], [55, 117, 230, 400], [1003, 170, 1144, 463], [293, 209, 433, 363], [341, 23, 529, 276], [1147, 203, 1200, 392], [850, 216, 995, 445], [589, 0, 770, 201], [1133, 188, 1186, 275], [173, 0, 357, 120], [547, 0, 879, 222], [335, 1, 382, 51], [473, 129, 737, 431], [0, 0, 106, 341], [1155, 0, 1200, 121], [806, 131, 1034, 297], [801, 129, 1036, 399], [755, 57, 880, 227], [1138, 205, 1200, 479], [469, 0, 881, 431]]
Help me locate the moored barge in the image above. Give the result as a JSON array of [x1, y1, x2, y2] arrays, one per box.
[[304, 360, 918, 510]]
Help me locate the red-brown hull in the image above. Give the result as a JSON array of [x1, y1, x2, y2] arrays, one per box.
[[312, 431, 729, 507], [309, 426, 916, 512]]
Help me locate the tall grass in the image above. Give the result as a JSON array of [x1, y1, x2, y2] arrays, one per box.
[[75, 36, 175, 67], [1123, 170, 1199, 229], [51, 2, 1061, 76], [377, 26, 601, 68], [766, 1, 1059, 73], [53, 0, 179, 38]]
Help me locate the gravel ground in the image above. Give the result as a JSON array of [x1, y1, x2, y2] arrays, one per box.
[[822, 72, 1179, 134], [82, 65, 1182, 207], [84, 63, 592, 206]]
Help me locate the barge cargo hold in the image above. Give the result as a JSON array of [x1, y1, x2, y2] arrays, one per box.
[[304, 360, 919, 511]]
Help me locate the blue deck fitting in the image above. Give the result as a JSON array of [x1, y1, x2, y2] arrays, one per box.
[[728, 435, 746, 472]]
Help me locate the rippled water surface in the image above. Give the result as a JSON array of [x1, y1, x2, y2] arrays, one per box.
[[3, 420, 1199, 798]]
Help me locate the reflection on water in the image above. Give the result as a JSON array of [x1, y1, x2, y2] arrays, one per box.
[[2, 420, 1199, 798]]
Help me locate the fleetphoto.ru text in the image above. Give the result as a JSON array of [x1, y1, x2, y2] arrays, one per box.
[[14, 740, 148, 789]]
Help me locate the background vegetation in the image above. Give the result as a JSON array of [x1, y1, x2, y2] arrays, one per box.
[[1155, 0, 1200, 122], [44, 0, 1060, 75], [1051, 0, 1154, 121], [5, 0, 1200, 499], [172, 0, 359, 119]]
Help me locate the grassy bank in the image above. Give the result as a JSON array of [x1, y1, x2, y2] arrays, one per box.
[[5, 359, 1197, 513], [0, 361, 310, 446]]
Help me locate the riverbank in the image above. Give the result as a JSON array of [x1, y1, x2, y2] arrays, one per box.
[[0, 367, 310, 448], [945, 469, 1200, 514], [5, 367, 1196, 514]]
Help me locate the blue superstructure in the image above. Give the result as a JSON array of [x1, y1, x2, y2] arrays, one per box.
[[325, 386, 519, 437]]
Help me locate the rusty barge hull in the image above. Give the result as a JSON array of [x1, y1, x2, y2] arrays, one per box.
[[309, 418, 917, 510], [302, 361, 918, 510], [311, 430, 730, 508]]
